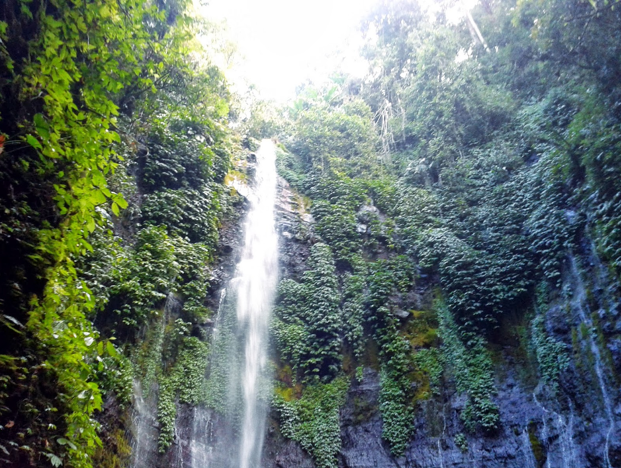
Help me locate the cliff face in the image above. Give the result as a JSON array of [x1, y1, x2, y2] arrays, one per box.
[[257, 176, 621, 468], [94, 140, 621, 468]]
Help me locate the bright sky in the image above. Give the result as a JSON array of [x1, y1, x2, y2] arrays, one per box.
[[199, 0, 478, 102]]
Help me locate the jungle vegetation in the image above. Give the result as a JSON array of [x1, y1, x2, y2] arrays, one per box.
[[1, 0, 621, 467]]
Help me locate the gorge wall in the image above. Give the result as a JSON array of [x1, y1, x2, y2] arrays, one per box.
[[2, 0, 621, 467], [258, 172, 621, 468]]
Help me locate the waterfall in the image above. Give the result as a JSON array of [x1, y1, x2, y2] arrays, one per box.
[[194, 139, 278, 468], [235, 139, 279, 467], [520, 430, 537, 468], [568, 255, 615, 468], [131, 293, 181, 468], [532, 388, 580, 468]]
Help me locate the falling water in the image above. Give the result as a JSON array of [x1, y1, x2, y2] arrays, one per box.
[[235, 139, 279, 468], [568, 255, 614, 468], [436, 440, 445, 468], [131, 293, 181, 468], [520, 430, 537, 468], [183, 140, 278, 468], [185, 289, 227, 468], [532, 389, 579, 468]]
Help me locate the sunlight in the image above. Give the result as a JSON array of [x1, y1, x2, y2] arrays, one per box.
[[199, 0, 479, 102]]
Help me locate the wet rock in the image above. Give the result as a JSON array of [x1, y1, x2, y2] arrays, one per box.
[[393, 309, 410, 319], [275, 176, 313, 281]]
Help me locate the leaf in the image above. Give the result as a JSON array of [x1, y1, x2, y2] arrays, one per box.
[[0, 315, 25, 334], [106, 341, 119, 358], [20, 3, 33, 19], [97, 341, 104, 356], [111, 202, 119, 216], [115, 195, 128, 209], [26, 134, 42, 150], [34, 114, 50, 139], [44, 453, 63, 467]]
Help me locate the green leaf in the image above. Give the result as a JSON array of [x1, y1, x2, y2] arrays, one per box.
[[34, 113, 50, 139], [44, 452, 63, 467], [20, 3, 33, 20], [26, 134, 42, 150], [97, 341, 104, 356], [106, 341, 119, 358], [115, 195, 128, 209], [111, 202, 119, 216]]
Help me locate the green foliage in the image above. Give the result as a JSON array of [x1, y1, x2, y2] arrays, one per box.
[[413, 348, 444, 395], [273, 377, 349, 468], [109, 226, 177, 326], [79, 224, 213, 332], [437, 303, 498, 433], [378, 349, 413, 454], [454, 433, 469, 452], [142, 188, 220, 245], [342, 273, 366, 360], [366, 257, 413, 315], [312, 202, 360, 267], [141, 128, 213, 192], [276, 145, 308, 191], [531, 285, 570, 391], [305, 174, 366, 210], [273, 243, 342, 379], [0, 0, 231, 462], [275, 0, 621, 460], [531, 314, 569, 392], [238, 96, 285, 141], [157, 336, 209, 452], [355, 256, 416, 454], [290, 91, 380, 177]]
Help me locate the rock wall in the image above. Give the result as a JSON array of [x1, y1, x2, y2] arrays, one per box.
[[260, 179, 621, 468], [130, 172, 621, 468]]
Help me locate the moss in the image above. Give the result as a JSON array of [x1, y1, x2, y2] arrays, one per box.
[[571, 327, 580, 353], [277, 364, 294, 385], [363, 339, 381, 371], [411, 374, 431, 402], [352, 396, 378, 425], [224, 169, 248, 186], [513, 316, 539, 388], [528, 422, 545, 468], [275, 385, 298, 402], [592, 312, 618, 382], [92, 428, 132, 468], [275, 363, 302, 402], [293, 193, 313, 215], [401, 309, 439, 349], [342, 351, 355, 375]]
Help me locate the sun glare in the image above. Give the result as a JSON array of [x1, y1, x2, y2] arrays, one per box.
[[199, 0, 478, 102]]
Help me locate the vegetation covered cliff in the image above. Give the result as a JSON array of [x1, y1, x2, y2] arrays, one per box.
[[263, 0, 621, 466], [1, 0, 621, 467]]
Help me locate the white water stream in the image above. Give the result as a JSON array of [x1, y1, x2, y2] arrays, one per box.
[[234, 139, 279, 468], [532, 389, 579, 468], [568, 256, 615, 468]]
